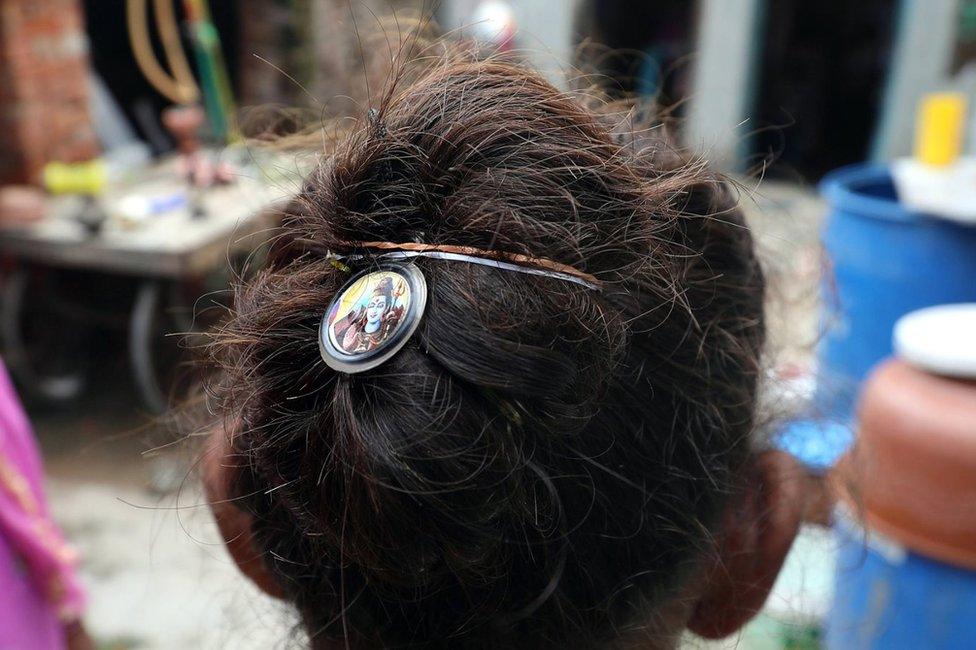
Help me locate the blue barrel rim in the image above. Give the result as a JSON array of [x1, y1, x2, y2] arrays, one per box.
[[819, 163, 917, 224]]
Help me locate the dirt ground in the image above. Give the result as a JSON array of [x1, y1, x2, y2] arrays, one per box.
[[36, 386, 296, 649], [28, 180, 829, 649]]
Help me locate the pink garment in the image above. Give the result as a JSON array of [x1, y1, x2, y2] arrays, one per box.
[[0, 360, 85, 650]]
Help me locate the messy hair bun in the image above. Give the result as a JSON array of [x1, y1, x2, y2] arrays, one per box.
[[207, 43, 765, 649]]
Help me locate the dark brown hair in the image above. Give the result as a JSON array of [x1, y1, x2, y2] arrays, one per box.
[[206, 41, 766, 649]]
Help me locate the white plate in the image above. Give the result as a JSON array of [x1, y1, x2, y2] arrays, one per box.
[[893, 303, 976, 378]]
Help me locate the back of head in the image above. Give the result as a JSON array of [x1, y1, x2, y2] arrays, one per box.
[[206, 41, 766, 649]]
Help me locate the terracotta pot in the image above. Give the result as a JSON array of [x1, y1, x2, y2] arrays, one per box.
[[835, 358, 976, 569], [161, 104, 204, 155], [0, 185, 44, 224]]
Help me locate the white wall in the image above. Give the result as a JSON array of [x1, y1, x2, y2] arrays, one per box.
[[440, 0, 582, 86]]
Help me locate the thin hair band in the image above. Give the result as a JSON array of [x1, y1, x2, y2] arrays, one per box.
[[333, 242, 601, 291], [341, 241, 602, 290]]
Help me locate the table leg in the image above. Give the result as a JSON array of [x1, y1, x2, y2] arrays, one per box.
[[129, 279, 168, 414], [1, 266, 88, 402]]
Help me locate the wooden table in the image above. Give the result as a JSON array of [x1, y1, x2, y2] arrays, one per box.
[[0, 158, 295, 411]]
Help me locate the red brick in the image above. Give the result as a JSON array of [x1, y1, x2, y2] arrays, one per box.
[[0, 0, 96, 184]]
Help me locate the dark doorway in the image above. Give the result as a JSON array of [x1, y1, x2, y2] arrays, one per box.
[[751, 0, 897, 181], [572, 0, 698, 108]]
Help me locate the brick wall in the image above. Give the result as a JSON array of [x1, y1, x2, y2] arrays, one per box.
[[238, 0, 427, 112], [238, 0, 306, 107], [0, 0, 97, 185]]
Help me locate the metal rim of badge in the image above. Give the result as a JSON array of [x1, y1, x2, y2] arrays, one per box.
[[318, 262, 428, 374]]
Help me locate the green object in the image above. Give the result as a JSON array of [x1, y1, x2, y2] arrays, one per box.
[[735, 615, 822, 650], [185, 1, 237, 143], [960, 0, 976, 42], [781, 622, 821, 650]]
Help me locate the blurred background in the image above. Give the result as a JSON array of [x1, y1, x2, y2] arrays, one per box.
[[1, 1, 975, 648]]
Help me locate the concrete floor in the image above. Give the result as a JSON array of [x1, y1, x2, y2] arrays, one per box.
[[27, 180, 829, 649], [35, 387, 296, 648], [49, 480, 294, 649]]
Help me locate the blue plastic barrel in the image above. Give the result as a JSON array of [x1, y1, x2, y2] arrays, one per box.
[[816, 163, 976, 418], [827, 511, 976, 649]]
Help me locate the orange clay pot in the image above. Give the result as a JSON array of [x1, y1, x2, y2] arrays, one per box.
[[835, 358, 976, 569], [0, 186, 44, 224]]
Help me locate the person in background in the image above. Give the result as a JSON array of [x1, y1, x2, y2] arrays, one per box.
[[0, 357, 91, 648], [200, 35, 808, 649]]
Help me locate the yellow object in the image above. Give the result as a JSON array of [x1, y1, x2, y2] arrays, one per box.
[[915, 93, 967, 167], [42, 160, 108, 196]]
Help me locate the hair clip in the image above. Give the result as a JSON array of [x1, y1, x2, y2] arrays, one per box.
[[327, 254, 352, 273], [319, 262, 427, 373], [367, 107, 387, 137]]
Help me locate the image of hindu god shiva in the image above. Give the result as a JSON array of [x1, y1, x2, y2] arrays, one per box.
[[332, 275, 407, 354]]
